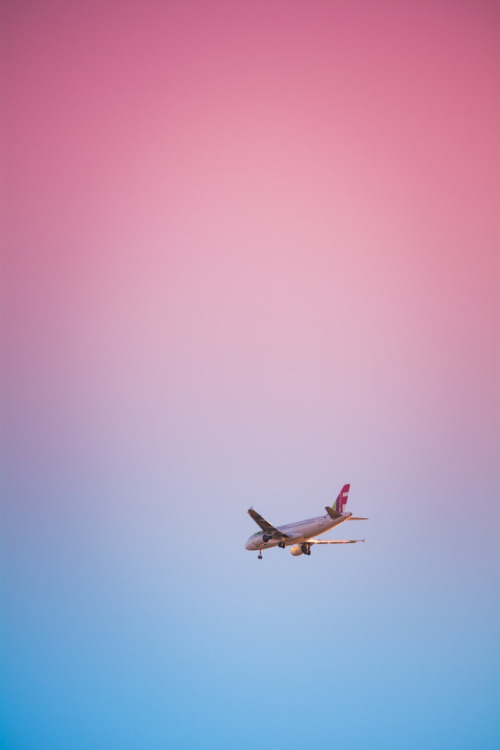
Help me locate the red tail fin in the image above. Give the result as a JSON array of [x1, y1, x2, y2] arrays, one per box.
[[333, 484, 350, 514]]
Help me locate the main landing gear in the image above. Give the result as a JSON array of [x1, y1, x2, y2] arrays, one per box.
[[301, 543, 312, 556], [278, 541, 285, 549]]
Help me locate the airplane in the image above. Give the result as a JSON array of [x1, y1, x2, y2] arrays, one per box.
[[245, 483, 367, 559]]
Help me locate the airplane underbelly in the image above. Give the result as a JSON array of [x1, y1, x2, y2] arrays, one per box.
[[287, 524, 330, 544], [288, 533, 312, 545]]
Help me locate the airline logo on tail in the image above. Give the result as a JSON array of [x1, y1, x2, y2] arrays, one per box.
[[333, 483, 350, 513]]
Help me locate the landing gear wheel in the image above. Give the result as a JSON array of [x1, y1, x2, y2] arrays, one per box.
[[278, 542, 285, 549], [258, 554, 263, 559]]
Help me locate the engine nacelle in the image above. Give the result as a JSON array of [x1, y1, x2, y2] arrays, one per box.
[[290, 545, 304, 556]]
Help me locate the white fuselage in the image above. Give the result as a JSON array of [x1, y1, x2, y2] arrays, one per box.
[[245, 512, 352, 550]]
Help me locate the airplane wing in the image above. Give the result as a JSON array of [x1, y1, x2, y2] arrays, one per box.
[[309, 538, 365, 544], [247, 508, 290, 539]]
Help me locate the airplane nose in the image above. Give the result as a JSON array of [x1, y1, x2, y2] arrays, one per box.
[[245, 538, 254, 550]]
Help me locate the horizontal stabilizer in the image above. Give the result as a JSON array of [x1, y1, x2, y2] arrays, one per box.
[[348, 516, 369, 521], [325, 506, 342, 519]]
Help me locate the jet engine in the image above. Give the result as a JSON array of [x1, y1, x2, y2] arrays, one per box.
[[290, 543, 311, 556]]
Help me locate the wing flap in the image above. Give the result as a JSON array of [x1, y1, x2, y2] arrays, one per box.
[[309, 538, 365, 544]]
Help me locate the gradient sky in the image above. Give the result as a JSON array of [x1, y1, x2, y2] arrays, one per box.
[[1, 1, 499, 748]]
